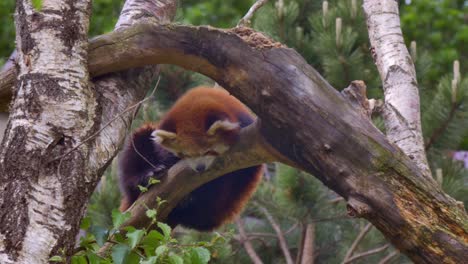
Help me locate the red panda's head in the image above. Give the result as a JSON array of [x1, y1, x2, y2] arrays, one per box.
[[151, 87, 251, 172]]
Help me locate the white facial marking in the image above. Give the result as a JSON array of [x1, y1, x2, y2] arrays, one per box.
[[184, 156, 216, 172]]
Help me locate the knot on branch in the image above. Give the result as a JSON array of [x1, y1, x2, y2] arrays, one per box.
[[347, 197, 371, 218], [341, 80, 382, 118], [230, 27, 284, 50]]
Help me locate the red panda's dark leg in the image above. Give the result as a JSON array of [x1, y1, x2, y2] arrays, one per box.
[[167, 165, 263, 231]]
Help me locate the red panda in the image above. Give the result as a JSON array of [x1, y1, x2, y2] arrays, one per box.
[[119, 86, 264, 231]]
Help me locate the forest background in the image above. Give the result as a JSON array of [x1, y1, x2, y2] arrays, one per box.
[[0, 0, 467, 263]]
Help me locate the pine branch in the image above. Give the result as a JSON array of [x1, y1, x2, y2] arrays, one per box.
[[425, 102, 459, 150]]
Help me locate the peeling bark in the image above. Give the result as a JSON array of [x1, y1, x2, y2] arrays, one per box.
[[363, 0, 432, 179]]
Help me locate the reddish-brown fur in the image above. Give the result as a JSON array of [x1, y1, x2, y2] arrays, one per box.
[[119, 86, 263, 231]]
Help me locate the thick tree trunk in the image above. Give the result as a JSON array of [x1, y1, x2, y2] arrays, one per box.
[[82, 24, 466, 262], [0, 0, 177, 263], [0, 0, 93, 262]]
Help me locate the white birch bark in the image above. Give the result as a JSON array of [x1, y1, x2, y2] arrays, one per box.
[[0, 0, 93, 263], [0, 0, 177, 263], [363, 0, 432, 179]]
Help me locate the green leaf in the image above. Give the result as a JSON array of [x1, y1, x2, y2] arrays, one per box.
[[140, 256, 158, 264], [32, 0, 42, 11], [79, 233, 96, 249], [157, 222, 172, 240], [71, 255, 88, 264], [49, 256, 64, 263], [148, 177, 160, 185], [142, 230, 164, 244], [155, 245, 168, 258], [80, 217, 91, 230], [90, 226, 108, 246], [138, 185, 148, 192], [141, 229, 164, 256], [126, 229, 145, 249], [169, 254, 184, 264], [190, 247, 210, 264], [125, 251, 141, 264], [112, 209, 131, 229], [111, 244, 131, 264], [86, 252, 101, 264], [146, 209, 157, 219]]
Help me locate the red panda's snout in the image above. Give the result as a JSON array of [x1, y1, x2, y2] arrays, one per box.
[[184, 156, 216, 172]]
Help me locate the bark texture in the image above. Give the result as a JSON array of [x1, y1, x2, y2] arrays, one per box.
[[363, 0, 432, 179], [83, 24, 466, 263], [0, 0, 177, 263], [0, 0, 93, 262]]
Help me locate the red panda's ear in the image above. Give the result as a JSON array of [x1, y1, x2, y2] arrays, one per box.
[[207, 120, 240, 136], [151, 129, 177, 144]]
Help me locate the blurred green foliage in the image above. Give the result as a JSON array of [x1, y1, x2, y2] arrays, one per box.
[[400, 0, 468, 86], [0, 1, 15, 66], [57, 195, 227, 264], [177, 0, 252, 27], [0, 0, 123, 65]]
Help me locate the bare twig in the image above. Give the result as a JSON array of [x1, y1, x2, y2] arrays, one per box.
[[299, 223, 315, 264], [243, 232, 276, 238], [238, 0, 270, 27], [328, 197, 344, 204], [258, 205, 294, 264], [310, 214, 349, 223], [236, 218, 264, 264], [285, 221, 299, 235], [345, 244, 390, 264], [378, 250, 399, 264], [342, 223, 373, 263]]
